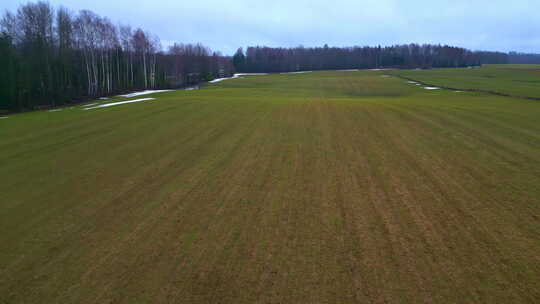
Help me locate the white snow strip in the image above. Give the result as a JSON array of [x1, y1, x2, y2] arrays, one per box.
[[235, 73, 268, 76], [49, 109, 62, 112], [209, 73, 267, 83], [82, 103, 98, 107], [280, 71, 313, 74], [83, 98, 155, 110], [0, 116, 8, 119], [407, 81, 418, 84], [185, 87, 198, 90], [119, 90, 173, 98], [455, 91, 464, 93], [99, 97, 109, 100], [209, 76, 237, 83], [424, 87, 440, 90]]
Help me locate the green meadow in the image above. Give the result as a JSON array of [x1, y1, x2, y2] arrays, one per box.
[[390, 64, 540, 98], [1, 69, 539, 303]]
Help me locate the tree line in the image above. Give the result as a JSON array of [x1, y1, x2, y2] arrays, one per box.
[[232, 44, 509, 73], [0, 1, 234, 112], [508, 52, 540, 64]]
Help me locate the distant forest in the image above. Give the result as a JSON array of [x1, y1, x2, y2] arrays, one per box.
[[232, 45, 510, 73], [2, 1, 540, 113], [508, 52, 540, 64]]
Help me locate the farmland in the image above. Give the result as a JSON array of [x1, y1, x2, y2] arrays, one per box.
[[390, 64, 540, 99], [1, 69, 539, 303]]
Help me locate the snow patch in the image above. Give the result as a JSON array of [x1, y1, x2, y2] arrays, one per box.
[[82, 103, 98, 107], [119, 90, 173, 98], [280, 71, 312, 74], [83, 98, 155, 110], [209, 76, 238, 83], [99, 97, 109, 100], [235, 73, 268, 76], [209, 73, 267, 83], [407, 81, 418, 84], [49, 109, 62, 112], [0, 116, 8, 119], [424, 87, 440, 90]]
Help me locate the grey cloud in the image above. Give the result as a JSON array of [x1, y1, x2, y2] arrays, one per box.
[[2, 0, 539, 54]]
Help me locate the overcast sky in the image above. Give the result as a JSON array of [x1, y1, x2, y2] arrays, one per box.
[[2, 0, 539, 55]]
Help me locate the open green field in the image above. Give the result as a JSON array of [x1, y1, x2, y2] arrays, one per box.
[[1, 71, 539, 303], [390, 64, 540, 99]]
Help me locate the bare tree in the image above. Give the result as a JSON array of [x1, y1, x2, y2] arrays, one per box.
[[119, 25, 133, 87], [1, 2, 238, 112]]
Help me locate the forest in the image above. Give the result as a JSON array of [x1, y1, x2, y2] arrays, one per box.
[[508, 52, 540, 64], [0, 2, 234, 112], [232, 45, 510, 73]]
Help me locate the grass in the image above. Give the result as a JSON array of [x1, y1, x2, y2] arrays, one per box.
[[389, 64, 540, 98], [1, 70, 539, 303]]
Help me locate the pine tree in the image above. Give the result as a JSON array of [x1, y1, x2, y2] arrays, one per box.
[[232, 48, 245, 72]]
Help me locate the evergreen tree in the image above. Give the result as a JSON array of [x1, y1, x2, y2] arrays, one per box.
[[232, 48, 245, 72]]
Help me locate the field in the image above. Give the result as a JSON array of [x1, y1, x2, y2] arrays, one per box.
[[390, 64, 540, 99], [1, 69, 539, 303]]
